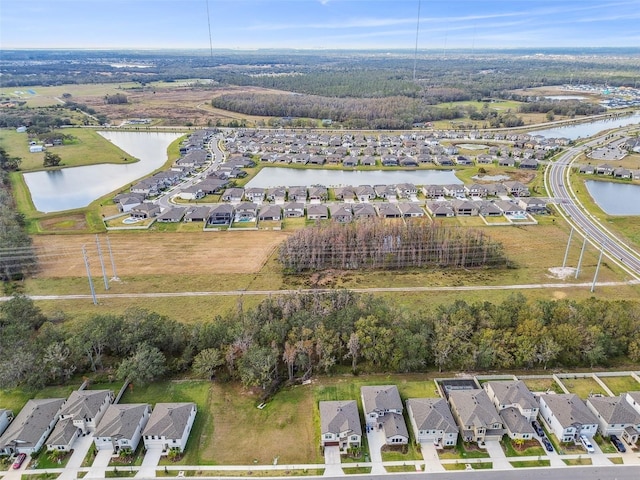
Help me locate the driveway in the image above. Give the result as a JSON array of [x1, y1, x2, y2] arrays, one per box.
[[484, 440, 512, 470], [136, 446, 163, 478], [322, 446, 344, 477], [420, 442, 444, 473], [85, 448, 113, 478], [365, 426, 387, 474], [57, 434, 94, 480]]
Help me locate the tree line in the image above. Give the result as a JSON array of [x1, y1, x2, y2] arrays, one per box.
[[0, 150, 37, 282], [3, 292, 639, 395], [278, 219, 508, 273]]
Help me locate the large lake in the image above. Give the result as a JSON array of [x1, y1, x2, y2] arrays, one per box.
[[530, 113, 640, 140], [23, 131, 183, 213], [585, 181, 640, 215], [244, 167, 462, 188]]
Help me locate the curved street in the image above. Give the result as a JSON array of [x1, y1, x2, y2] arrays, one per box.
[[545, 125, 640, 281]]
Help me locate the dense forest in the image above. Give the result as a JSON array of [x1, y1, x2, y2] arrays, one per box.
[[2, 292, 639, 394], [279, 219, 508, 273]]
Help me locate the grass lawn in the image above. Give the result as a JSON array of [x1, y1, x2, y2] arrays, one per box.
[[610, 457, 624, 464], [593, 434, 618, 454], [0, 383, 78, 414], [385, 465, 419, 472], [438, 440, 490, 460], [380, 444, 422, 462], [31, 450, 73, 469], [510, 459, 550, 468], [501, 437, 546, 457], [563, 457, 592, 466], [344, 466, 372, 474], [521, 377, 564, 394], [598, 375, 640, 395], [560, 376, 607, 398], [442, 461, 492, 470]]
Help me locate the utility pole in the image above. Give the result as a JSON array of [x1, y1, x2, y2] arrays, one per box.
[[591, 246, 605, 293], [575, 236, 588, 279], [95, 235, 109, 290], [562, 227, 574, 268], [82, 246, 97, 305], [106, 235, 119, 281]]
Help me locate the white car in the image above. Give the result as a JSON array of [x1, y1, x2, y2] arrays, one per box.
[[580, 435, 595, 453]]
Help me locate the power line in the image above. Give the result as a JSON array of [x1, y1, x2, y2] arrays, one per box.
[[206, 0, 214, 63], [413, 0, 422, 82]]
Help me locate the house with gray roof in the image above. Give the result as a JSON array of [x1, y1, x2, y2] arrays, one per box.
[[426, 201, 454, 218], [623, 392, 640, 445], [586, 395, 640, 439], [184, 206, 211, 223], [484, 381, 539, 422], [130, 203, 161, 219], [258, 205, 282, 222], [330, 204, 353, 223], [448, 389, 503, 445], [307, 204, 329, 220], [538, 394, 598, 442], [498, 407, 536, 441], [352, 203, 377, 220], [221, 187, 244, 203], [406, 398, 458, 447], [157, 207, 187, 223], [143, 403, 197, 454], [94, 403, 151, 452], [283, 202, 305, 218], [0, 410, 12, 437], [361, 385, 403, 428], [398, 203, 425, 218], [58, 389, 114, 434], [46, 418, 79, 452], [381, 412, 409, 445], [0, 398, 65, 455], [208, 204, 234, 226], [319, 401, 362, 453], [287, 186, 307, 202]]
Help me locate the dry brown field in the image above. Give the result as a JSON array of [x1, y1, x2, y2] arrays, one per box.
[[31, 230, 289, 278]]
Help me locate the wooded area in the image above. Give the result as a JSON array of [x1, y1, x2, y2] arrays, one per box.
[[278, 219, 508, 273], [0, 151, 36, 282], [3, 292, 639, 393]]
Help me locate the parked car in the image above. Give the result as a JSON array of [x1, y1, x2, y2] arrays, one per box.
[[531, 420, 545, 437], [610, 435, 626, 453], [542, 437, 554, 452], [12, 453, 27, 470], [580, 435, 595, 453]]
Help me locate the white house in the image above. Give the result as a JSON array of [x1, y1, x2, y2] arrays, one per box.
[[539, 394, 598, 443], [319, 400, 362, 454], [0, 398, 65, 455], [406, 398, 458, 447], [142, 403, 197, 455], [587, 395, 640, 440], [29, 145, 44, 153], [58, 390, 114, 434], [94, 404, 151, 452]]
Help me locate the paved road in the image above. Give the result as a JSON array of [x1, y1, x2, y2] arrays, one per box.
[[156, 133, 225, 211], [545, 126, 640, 281]]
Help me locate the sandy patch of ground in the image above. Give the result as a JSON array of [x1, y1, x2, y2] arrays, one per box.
[[547, 266, 577, 280]]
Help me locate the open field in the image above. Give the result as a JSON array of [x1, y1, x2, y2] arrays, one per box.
[[521, 377, 564, 394]]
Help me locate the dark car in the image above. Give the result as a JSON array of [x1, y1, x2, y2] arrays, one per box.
[[542, 437, 554, 452], [610, 435, 626, 453], [532, 420, 545, 437]]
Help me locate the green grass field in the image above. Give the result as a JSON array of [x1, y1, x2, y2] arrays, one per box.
[[560, 377, 607, 398], [598, 375, 640, 395]]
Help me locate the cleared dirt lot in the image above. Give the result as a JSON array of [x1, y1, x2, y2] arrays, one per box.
[[31, 231, 289, 278]]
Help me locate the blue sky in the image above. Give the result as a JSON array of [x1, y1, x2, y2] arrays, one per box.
[[1, 0, 639, 50]]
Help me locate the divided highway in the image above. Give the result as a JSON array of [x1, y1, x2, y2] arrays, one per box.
[[545, 127, 640, 281]]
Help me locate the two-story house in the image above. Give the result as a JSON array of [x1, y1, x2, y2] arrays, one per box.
[[448, 389, 503, 445], [406, 398, 458, 447], [538, 394, 598, 443], [319, 400, 362, 454], [361, 385, 408, 445]]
